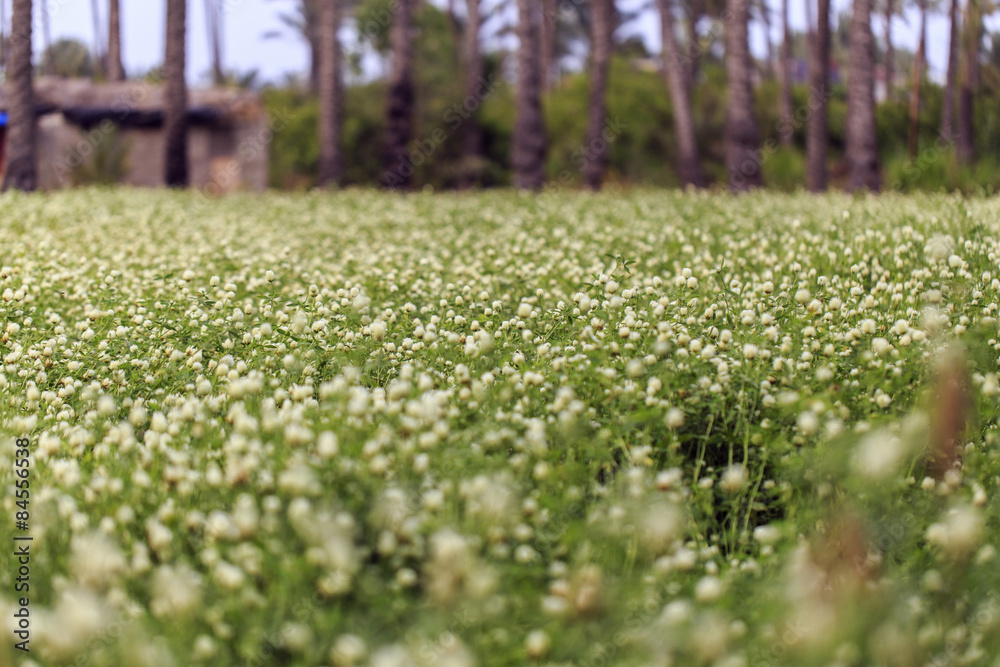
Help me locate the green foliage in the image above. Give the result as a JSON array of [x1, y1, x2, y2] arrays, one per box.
[[69, 126, 130, 186], [40, 38, 95, 78], [260, 25, 1000, 193]]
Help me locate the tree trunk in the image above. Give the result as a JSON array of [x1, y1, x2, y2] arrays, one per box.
[[941, 0, 959, 140], [541, 0, 556, 90], [446, 0, 462, 66], [205, 0, 225, 85], [686, 0, 703, 87], [91, 0, 104, 77], [805, 0, 813, 38], [956, 0, 979, 165], [1, 0, 7, 73], [583, 0, 612, 190], [309, 40, 320, 95], [724, 0, 762, 192], [759, 0, 774, 78], [318, 0, 343, 187], [458, 0, 483, 189], [108, 0, 125, 81], [659, 0, 704, 187], [305, 0, 321, 95], [906, 1, 925, 161], [383, 0, 416, 188], [846, 0, 879, 191], [512, 0, 547, 189], [164, 0, 188, 187], [778, 0, 793, 146], [806, 0, 829, 191], [3, 0, 35, 192], [883, 0, 892, 100], [41, 0, 52, 75]]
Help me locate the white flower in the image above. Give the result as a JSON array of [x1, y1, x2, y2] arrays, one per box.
[[331, 634, 367, 666], [852, 429, 907, 478], [695, 576, 724, 602], [151, 564, 203, 617], [927, 504, 984, 560], [796, 411, 819, 435], [525, 630, 550, 658], [719, 466, 747, 494], [665, 407, 685, 429]]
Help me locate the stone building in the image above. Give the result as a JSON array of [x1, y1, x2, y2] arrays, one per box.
[[0, 76, 270, 192]]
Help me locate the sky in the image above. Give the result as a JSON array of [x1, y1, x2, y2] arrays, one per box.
[[27, 0, 989, 87]]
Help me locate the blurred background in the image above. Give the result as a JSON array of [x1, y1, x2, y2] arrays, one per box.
[[2, 0, 1000, 193]]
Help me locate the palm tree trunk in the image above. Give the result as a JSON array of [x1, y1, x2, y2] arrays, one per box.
[[446, 0, 462, 66], [724, 0, 762, 191], [3, 0, 35, 192], [846, 0, 879, 191], [806, 0, 829, 191], [883, 0, 893, 100], [306, 0, 321, 95], [906, 0, 925, 161], [759, 0, 774, 79], [205, 0, 225, 85], [458, 0, 483, 189], [513, 0, 547, 189], [108, 0, 125, 81], [91, 0, 104, 77], [318, 0, 342, 187], [583, 0, 612, 190], [41, 0, 52, 75], [541, 0, 555, 91], [686, 0, 703, 87], [164, 0, 188, 187], [383, 0, 416, 188], [1, 0, 7, 73], [956, 0, 979, 165], [778, 0, 793, 146], [659, 0, 704, 187], [941, 0, 959, 140]]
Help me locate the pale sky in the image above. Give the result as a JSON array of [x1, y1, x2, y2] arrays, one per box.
[[26, 0, 989, 87]]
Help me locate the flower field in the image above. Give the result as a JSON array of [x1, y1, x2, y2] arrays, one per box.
[[3, 189, 1000, 666]]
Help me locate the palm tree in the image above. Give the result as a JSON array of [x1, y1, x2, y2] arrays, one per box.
[[941, 0, 959, 139], [541, 0, 556, 90], [108, 0, 125, 81], [41, 0, 53, 74], [658, 0, 704, 187], [1, 0, 7, 72], [383, 0, 416, 188], [846, 0, 879, 191], [882, 0, 893, 98], [778, 0, 793, 146], [906, 0, 926, 161], [3, 0, 36, 192], [956, 0, 980, 165], [266, 0, 321, 94], [583, 0, 612, 190], [806, 0, 830, 191], [458, 0, 483, 188], [512, 0, 547, 189], [724, 0, 762, 191], [90, 0, 104, 76], [164, 0, 189, 187], [205, 0, 225, 85], [318, 0, 343, 186]]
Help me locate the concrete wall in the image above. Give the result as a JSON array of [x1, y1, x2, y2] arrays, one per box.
[[31, 111, 269, 192]]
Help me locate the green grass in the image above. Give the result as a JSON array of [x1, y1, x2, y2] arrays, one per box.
[[1, 188, 1000, 666]]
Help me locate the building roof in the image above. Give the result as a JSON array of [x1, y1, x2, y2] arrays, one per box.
[[0, 76, 263, 129]]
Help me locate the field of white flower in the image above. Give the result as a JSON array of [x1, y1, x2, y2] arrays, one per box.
[[1, 189, 1000, 666]]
